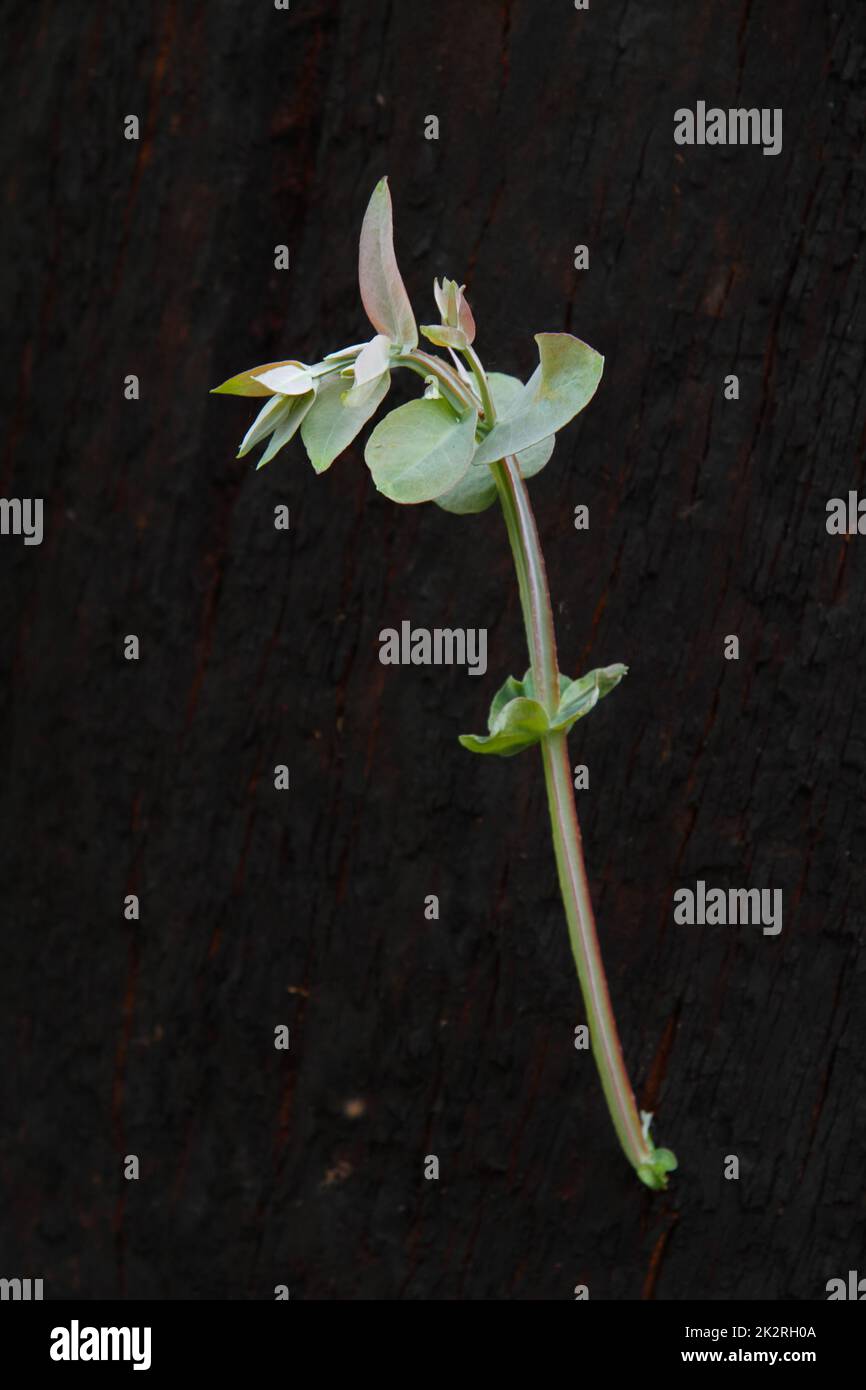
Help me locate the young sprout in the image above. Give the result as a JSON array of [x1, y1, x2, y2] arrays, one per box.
[[212, 178, 677, 1192]]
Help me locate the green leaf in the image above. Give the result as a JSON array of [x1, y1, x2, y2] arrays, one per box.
[[212, 360, 305, 397], [460, 664, 626, 757], [254, 391, 316, 470], [472, 334, 603, 466], [358, 178, 418, 349], [353, 333, 393, 385], [324, 344, 369, 360], [300, 370, 390, 475], [434, 457, 497, 515], [637, 1148, 678, 1191], [433, 278, 476, 344], [420, 323, 468, 351], [485, 374, 555, 479], [434, 374, 555, 516], [485, 372, 522, 413], [341, 374, 389, 410], [237, 394, 292, 457], [518, 434, 556, 476], [460, 672, 549, 757], [459, 695, 550, 757], [488, 674, 527, 723], [254, 362, 315, 395], [550, 663, 628, 733], [340, 335, 392, 408], [365, 397, 478, 505]]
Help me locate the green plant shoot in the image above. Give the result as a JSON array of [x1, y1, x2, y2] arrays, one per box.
[[212, 178, 677, 1192]]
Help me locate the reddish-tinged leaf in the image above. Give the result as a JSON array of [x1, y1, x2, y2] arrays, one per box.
[[458, 291, 476, 345], [358, 178, 418, 348]]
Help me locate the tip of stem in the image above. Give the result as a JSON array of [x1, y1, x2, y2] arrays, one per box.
[[636, 1147, 678, 1191]]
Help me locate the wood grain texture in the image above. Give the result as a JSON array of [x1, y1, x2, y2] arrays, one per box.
[[0, 0, 864, 1299]]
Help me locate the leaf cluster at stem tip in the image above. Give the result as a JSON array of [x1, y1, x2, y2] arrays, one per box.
[[211, 177, 604, 506]]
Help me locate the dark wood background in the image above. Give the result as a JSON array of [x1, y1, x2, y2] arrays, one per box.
[[1, 0, 864, 1300]]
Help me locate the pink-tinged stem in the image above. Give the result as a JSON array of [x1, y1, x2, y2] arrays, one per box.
[[490, 454, 652, 1175]]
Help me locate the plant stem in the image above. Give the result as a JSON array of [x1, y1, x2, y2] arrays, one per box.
[[398, 349, 480, 414], [462, 344, 497, 427], [490, 454, 654, 1178]]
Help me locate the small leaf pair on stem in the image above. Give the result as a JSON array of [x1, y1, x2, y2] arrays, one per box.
[[213, 179, 676, 1191]]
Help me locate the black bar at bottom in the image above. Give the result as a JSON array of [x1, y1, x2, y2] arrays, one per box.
[[0, 1297, 857, 1377]]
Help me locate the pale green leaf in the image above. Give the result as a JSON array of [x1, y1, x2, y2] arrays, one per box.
[[254, 362, 314, 395], [354, 333, 393, 385], [488, 673, 527, 723], [310, 359, 350, 377], [637, 1148, 678, 1191], [460, 664, 626, 758], [485, 374, 555, 478], [238, 394, 291, 457], [472, 334, 603, 465], [365, 397, 478, 505], [435, 374, 554, 515], [434, 456, 497, 515], [341, 333, 392, 407], [433, 278, 476, 344], [459, 695, 550, 757], [486, 372, 523, 415], [433, 278, 450, 320], [254, 391, 316, 470], [300, 370, 390, 475], [517, 433, 556, 477], [420, 323, 468, 351], [323, 343, 369, 361], [341, 373, 390, 410], [212, 360, 302, 397], [550, 663, 628, 732], [358, 178, 418, 349]]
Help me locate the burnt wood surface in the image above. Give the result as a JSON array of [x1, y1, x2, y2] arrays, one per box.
[[1, 0, 864, 1300]]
